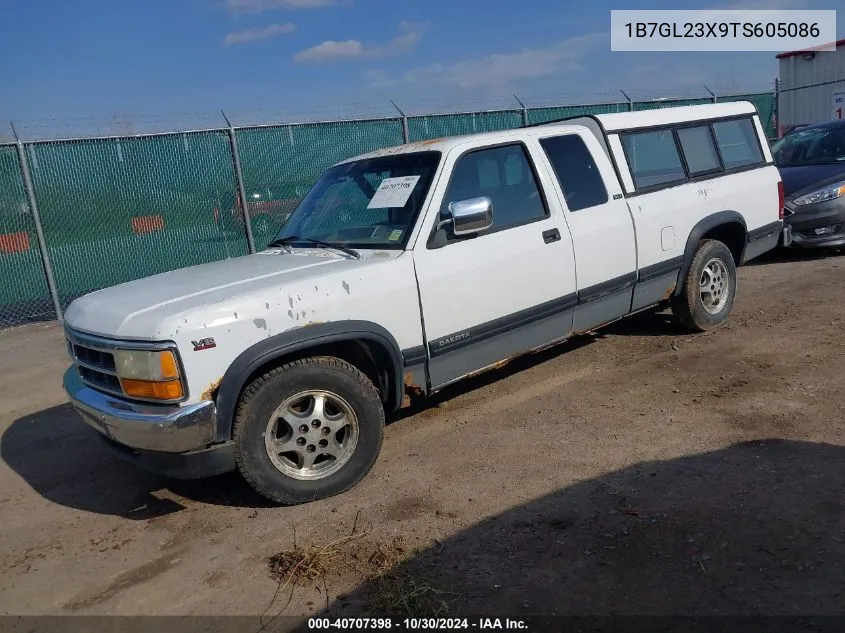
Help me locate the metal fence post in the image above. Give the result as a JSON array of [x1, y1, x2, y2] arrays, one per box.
[[11, 124, 63, 322], [221, 111, 256, 254], [620, 89, 634, 111], [704, 84, 717, 103], [514, 94, 529, 127], [391, 101, 409, 143], [773, 77, 780, 139]]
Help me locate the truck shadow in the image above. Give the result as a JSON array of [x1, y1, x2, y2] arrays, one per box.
[[305, 439, 845, 621], [1, 404, 272, 518]]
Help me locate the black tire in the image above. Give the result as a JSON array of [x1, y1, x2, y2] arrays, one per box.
[[233, 356, 384, 505], [671, 239, 737, 333]]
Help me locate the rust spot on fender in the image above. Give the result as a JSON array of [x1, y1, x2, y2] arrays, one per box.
[[201, 377, 223, 401], [662, 284, 677, 301], [402, 371, 425, 408]]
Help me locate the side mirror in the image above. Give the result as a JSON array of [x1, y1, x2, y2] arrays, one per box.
[[439, 196, 494, 236]]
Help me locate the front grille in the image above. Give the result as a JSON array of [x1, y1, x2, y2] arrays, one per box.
[[66, 335, 123, 397], [78, 364, 122, 393], [72, 343, 116, 372]]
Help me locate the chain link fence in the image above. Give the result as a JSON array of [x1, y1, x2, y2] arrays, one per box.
[[26, 132, 247, 313], [0, 144, 55, 325], [0, 89, 777, 328], [235, 118, 406, 250]]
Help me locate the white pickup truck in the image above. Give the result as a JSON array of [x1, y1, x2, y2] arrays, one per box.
[[63, 101, 787, 504]]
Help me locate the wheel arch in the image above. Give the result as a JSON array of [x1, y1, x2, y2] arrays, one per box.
[[674, 211, 747, 297], [213, 321, 405, 442]]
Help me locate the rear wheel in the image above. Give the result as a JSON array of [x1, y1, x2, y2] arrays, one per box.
[[233, 357, 384, 505], [671, 239, 737, 332]]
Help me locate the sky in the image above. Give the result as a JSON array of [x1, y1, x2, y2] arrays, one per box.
[[0, 0, 842, 138]]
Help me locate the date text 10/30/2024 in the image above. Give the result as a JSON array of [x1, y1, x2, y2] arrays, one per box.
[[307, 618, 529, 630]]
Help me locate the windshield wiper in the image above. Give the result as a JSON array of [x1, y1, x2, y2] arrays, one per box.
[[267, 235, 361, 259]]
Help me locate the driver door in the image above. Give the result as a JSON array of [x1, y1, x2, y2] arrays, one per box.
[[412, 141, 578, 389]]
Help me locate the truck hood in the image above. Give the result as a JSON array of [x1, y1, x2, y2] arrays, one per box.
[[64, 248, 397, 340]]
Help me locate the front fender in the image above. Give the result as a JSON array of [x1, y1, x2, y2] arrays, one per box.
[[212, 320, 404, 442]]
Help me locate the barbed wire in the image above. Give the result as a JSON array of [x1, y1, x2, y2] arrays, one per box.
[[6, 80, 777, 142]]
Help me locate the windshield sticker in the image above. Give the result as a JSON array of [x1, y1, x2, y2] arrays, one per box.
[[367, 175, 420, 209], [387, 229, 403, 241], [370, 226, 390, 240]]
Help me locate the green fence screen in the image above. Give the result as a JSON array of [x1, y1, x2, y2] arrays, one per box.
[[0, 145, 54, 326], [0, 91, 776, 328], [27, 132, 246, 310], [236, 119, 405, 249], [528, 102, 631, 124], [408, 110, 524, 141]]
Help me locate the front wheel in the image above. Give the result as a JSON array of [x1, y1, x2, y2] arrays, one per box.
[[671, 239, 737, 332], [233, 357, 385, 505]]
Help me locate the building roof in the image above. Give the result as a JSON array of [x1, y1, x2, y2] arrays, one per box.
[[776, 38, 845, 59]]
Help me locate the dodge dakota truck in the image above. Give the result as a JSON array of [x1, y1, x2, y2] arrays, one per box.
[[63, 101, 787, 504]]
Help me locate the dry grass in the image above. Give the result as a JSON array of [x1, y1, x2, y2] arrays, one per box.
[[267, 530, 368, 588], [264, 516, 455, 617], [365, 569, 453, 616]]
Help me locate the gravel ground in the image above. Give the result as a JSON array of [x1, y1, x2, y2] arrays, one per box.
[[0, 249, 843, 622]]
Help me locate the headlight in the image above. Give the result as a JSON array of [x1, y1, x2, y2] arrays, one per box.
[[114, 349, 184, 400], [793, 181, 845, 206]]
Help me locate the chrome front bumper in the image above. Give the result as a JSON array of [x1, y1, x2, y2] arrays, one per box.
[[63, 366, 216, 453]]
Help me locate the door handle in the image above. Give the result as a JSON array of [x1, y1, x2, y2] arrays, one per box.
[[542, 228, 561, 244]]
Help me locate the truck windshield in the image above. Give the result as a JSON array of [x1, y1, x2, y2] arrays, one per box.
[[269, 151, 441, 250], [771, 125, 845, 167]]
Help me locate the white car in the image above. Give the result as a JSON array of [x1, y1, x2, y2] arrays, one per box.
[[62, 101, 787, 504]]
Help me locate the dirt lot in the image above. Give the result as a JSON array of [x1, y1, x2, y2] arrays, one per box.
[[0, 249, 844, 623]]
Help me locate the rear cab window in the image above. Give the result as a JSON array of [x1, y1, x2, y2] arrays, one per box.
[[540, 134, 609, 211]]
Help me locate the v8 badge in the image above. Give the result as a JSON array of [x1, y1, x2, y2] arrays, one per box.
[[192, 337, 216, 351]]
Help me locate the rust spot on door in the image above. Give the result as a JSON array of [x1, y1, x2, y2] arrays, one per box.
[[662, 284, 677, 301], [458, 356, 515, 382]]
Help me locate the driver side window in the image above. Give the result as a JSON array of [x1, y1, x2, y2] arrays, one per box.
[[440, 143, 548, 236]]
